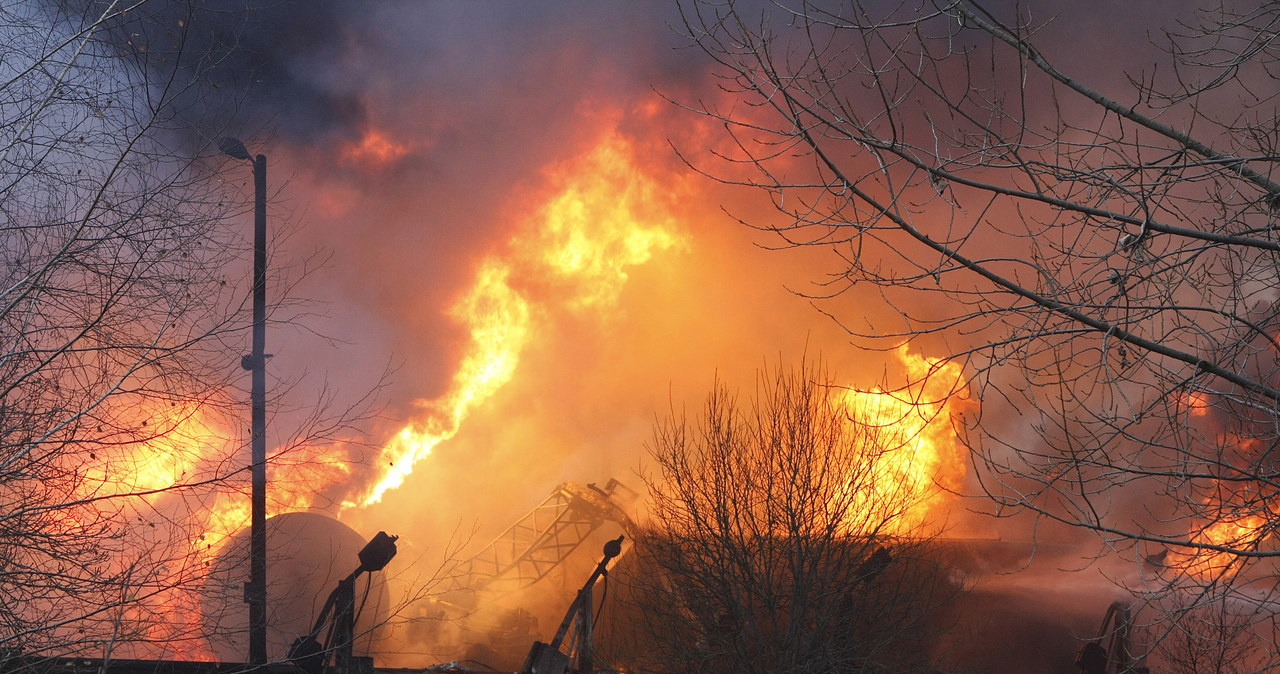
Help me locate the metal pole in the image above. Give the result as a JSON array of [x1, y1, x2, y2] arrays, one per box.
[[248, 153, 268, 665], [579, 584, 593, 674]]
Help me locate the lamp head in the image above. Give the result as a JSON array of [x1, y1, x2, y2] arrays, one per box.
[[357, 531, 399, 572], [218, 136, 251, 160], [603, 535, 624, 559]]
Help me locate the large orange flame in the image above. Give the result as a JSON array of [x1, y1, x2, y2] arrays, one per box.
[[80, 120, 980, 662], [1185, 485, 1271, 579], [74, 128, 690, 648], [1170, 414, 1274, 580], [79, 399, 222, 502], [353, 130, 684, 506], [838, 345, 973, 532]]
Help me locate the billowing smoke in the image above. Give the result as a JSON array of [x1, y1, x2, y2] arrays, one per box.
[[139, 4, 990, 665], [138, 2, 879, 530], [48, 1, 1160, 669]]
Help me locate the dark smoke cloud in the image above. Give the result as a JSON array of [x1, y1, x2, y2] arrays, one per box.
[[82, 1, 700, 147], [39, 1, 365, 144], [209, 1, 711, 402]]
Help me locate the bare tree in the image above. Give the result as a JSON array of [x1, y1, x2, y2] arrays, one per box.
[[1150, 589, 1274, 674], [0, 1, 344, 662], [677, 0, 1280, 603], [666, 0, 1280, 665], [605, 359, 959, 673]]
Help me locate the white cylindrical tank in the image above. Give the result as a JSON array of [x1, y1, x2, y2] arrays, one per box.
[[201, 512, 391, 663]]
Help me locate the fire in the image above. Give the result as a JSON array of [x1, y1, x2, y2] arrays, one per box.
[[63, 400, 230, 660], [76, 395, 353, 552], [76, 119, 969, 657], [78, 401, 318, 552], [838, 345, 972, 532], [354, 130, 684, 506], [1202, 514, 1265, 552], [81, 399, 224, 501], [1176, 430, 1274, 580], [1178, 389, 1212, 417], [197, 450, 358, 553], [358, 261, 531, 506], [198, 496, 252, 552], [528, 134, 683, 311], [1183, 511, 1266, 579], [65, 126, 688, 658]]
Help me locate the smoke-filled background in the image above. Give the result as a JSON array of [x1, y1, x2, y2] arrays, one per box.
[[182, 2, 964, 543], [16, 0, 1266, 669], [70, 0, 1217, 668]]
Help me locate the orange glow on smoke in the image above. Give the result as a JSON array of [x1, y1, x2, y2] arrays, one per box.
[[67, 400, 225, 660], [838, 345, 973, 532], [340, 126, 412, 167], [1178, 389, 1212, 417], [79, 397, 348, 553], [354, 131, 684, 506], [198, 455, 355, 553]]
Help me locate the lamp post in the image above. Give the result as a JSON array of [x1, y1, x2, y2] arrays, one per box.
[[218, 136, 269, 665]]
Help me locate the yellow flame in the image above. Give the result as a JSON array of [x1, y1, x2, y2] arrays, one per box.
[[838, 345, 972, 532], [81, 400, 222, 501], [360, 261, 531, 505], [531, 134, 682, 311], [1171, 423, 1276, 580], [356, 131, 684, 506], [1182, 513, 1265, 580]]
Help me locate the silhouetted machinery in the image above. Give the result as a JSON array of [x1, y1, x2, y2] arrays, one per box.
[[460, 479, 635, 597], [289, 531, 399, 674], [1075, 601, 1149, 674], [415, 479, 635, 667], [520, 535, 625, 674]]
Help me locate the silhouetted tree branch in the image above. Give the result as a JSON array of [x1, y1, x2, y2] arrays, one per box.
[[676, 0, 1280, 661], [0, 2, 384, 662], [609, 359, 958, 673]]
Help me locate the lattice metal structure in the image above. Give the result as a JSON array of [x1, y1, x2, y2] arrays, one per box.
[[460, 478, 635, 597]]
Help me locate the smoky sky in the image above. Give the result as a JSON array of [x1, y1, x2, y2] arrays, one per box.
[[80, 1, 703, 147], [47, 0, 1213, 549]]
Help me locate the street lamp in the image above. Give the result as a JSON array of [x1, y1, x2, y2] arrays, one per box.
[[219, 136, 269, 665]]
